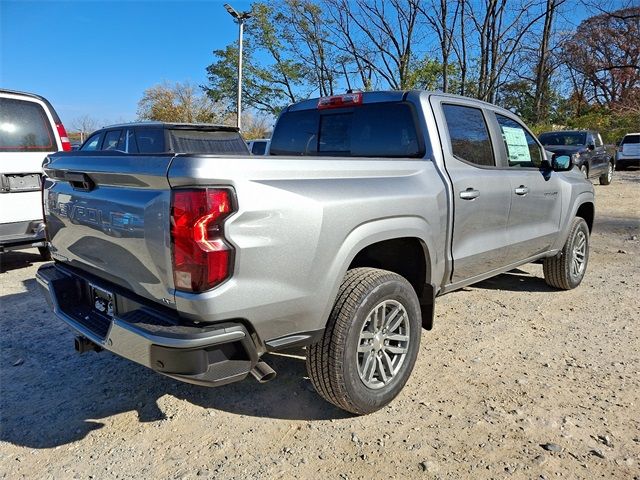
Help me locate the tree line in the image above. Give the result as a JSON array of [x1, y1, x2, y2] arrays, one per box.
[[135, 1, 639, 142]]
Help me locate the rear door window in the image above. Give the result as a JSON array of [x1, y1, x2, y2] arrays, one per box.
[[102, 130, 124, 151], [0, 97, 56, 152], [442, 104, 495, 167], [495, 114, 542, 168], [135, 128, 164, 153], [270, 102, 423, 158]]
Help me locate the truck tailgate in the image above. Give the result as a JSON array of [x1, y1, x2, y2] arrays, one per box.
[[43, 152, 175, 306]]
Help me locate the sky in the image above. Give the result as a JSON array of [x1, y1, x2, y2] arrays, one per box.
[[1, 0, 628, 129], [1, 0, 252, 127]]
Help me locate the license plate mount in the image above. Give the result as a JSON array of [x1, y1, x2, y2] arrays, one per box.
[[89, 284, 115, 320]]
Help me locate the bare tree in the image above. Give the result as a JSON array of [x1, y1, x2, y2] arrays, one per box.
[[281, 0, 337, 96], [469, 0, 559, 103], [533, 0, 562, 122], [419, 0, 461, 92], [323, 0, 422, 90], [71, 115, 99, 142]]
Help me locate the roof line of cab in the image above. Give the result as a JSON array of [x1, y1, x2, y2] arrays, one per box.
[[284, 89, 512, 115], [99, 121, 240, 131]]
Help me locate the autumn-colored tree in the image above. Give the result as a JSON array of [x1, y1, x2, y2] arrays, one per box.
[[241, 112, 273, 139], [561, 7, 640, 111], [137, 82, 225, 123]]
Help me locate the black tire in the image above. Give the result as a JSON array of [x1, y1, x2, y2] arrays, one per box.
[[306, 268, 421, 415], [580, 164, 588, 179], [599, 161, 613, 185], [38, 246, 51, 261], [543, 217, 589, 290]]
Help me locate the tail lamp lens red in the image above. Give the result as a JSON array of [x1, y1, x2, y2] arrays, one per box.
[[171, 188, 235, 292], [56, 123, 72, 151]]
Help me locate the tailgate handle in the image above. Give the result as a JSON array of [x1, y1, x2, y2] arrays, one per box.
[[65, 172, 95, 191]]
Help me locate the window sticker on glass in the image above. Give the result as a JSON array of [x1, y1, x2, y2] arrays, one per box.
[[501, 126, 531, 164]]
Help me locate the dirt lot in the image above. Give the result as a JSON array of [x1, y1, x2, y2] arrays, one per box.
[[1, 171, 639, 480]]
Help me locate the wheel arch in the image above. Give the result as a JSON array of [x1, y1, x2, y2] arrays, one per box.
[[323, 217, 441, 332], [576, 201, 594, 232], [550, 194, 595, 252]]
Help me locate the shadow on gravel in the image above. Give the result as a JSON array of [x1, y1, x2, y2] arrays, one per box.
[[471, 268, 556, 293], [0, 249, 45, 274], [1, 282, 348, 449], [594, 214, 640, 235]]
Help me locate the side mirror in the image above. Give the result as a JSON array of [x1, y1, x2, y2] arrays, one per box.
[[587, 144, 595, 151], [552, 154, 572, 171]]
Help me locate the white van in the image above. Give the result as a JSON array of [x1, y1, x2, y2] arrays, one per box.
[[0, 89, 70, 258]]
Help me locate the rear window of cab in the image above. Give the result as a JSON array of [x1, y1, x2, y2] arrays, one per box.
[[0, 97, 56, 152], [270, 102, 424, 158]]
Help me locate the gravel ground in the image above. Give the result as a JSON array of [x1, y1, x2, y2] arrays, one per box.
[[1, 170, 639, 480]]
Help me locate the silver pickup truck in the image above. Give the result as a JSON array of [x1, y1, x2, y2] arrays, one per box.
[[37, 91, 595, 414]]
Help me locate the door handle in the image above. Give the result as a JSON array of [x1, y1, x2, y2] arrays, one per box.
[[514, 185, 529, 196], [459, 188, 480, 200]]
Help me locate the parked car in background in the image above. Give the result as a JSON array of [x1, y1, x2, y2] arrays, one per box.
[[0, 89, 70, 258], [80, 122, 250, 155], [539, 130, 614, 185], [616, 133, 640, 170], [247, 138, 271, 155]]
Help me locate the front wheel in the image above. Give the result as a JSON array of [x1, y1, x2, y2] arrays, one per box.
[[306, 268, 422, 414], [599, 161, 613, 185], [543, 217, 589, 290]]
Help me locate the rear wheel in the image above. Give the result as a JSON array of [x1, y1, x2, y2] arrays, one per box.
[[306, 268, 421, 414], [599, 161, 613, 185], [543, 217, 589, 290]]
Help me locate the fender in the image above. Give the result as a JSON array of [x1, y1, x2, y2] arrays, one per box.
[[318, 215, 443, 329], [550, 191, 595, 252]]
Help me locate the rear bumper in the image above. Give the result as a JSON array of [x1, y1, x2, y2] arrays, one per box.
[[0, 220, 46, 251], [616, 156, 640, 167], [36, 263, 260, 387]]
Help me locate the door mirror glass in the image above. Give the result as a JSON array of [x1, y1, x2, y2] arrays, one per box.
[[552, 154, 572, 171]]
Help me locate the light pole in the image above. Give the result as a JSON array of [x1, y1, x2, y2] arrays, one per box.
[[224, 3, 252, 131]]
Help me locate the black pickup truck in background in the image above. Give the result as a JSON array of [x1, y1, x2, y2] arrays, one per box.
[[79, 122, 250, 155], [539, 130, 614, 185]]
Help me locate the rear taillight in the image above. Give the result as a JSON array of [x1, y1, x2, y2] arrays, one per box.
[[317, 92, 362, 109], [171, 188, 235, 292], [56, 123, 72, 151]]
